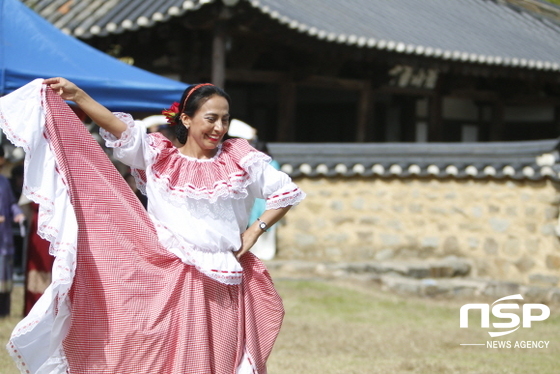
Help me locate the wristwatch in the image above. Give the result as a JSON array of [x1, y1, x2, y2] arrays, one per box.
[[257, 218, 268, 232]]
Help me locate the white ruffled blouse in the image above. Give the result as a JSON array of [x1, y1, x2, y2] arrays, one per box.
[[100, 114, 305, 285]]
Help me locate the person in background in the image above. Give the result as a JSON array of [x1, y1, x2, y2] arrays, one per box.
[[9, 164, 24, 201], [9, 164, 25, 277], [142, 114, 180, 147], [247, 140, 281, 260], [18, 194, 54, 316], [0, 146, 25, 316], [228, 120, 281, 260]]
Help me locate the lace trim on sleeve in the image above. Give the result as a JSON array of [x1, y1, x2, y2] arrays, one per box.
[[98, 112, 136, 148], [265, 182, 306, 210]]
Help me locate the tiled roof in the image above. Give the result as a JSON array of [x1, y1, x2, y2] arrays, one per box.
[[21, 0, 560, 71], [22, 0, 209, 37], [268, 139, 560, 181]]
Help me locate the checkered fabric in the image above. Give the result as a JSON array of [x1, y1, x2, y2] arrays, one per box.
[[14, 87, 284, 373], [140, 134, 272, 202]]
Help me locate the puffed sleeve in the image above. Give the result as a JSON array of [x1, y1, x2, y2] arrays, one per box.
[[253, 163, 306, 210], [99, 113, 148, 170]]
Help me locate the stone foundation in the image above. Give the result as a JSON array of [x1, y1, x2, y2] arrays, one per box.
[[277, 177, 560, 286]]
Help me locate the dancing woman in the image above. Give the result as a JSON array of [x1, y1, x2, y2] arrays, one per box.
[[1, 78, 305, 373]]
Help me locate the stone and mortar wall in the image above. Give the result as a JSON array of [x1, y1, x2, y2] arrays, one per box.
[[277, 177, 560, 286]]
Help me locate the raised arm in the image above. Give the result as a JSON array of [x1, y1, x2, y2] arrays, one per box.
[[44, 77, 127, 139]]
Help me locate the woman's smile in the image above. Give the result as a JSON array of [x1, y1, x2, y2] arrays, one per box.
[[206, 133, 222, 142]]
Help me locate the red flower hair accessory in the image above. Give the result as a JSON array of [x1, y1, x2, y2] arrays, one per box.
[[162, 102, 180, 126]]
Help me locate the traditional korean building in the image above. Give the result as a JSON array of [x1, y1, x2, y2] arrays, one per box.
[[23, 0, 560, 142], [23, 0, 560, 287]]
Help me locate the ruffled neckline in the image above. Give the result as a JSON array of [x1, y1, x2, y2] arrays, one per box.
[[133, 136, 271, 203], [176, 143, 223, 162]]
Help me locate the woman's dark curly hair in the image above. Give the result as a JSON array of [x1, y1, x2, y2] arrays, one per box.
[[173, 84, 231, 144]]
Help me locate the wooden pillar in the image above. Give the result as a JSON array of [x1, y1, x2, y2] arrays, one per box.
[[211, 22, 226, 88], [489, 101, 505, 141], [554, 106, 560, 136], [401, 96, 417, 142], [277, 81, 297, 141], [356, 85, 372, 142], [428, 93, 443, 141]]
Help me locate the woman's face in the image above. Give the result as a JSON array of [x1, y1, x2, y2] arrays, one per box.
[[181, 95, 230, 158]]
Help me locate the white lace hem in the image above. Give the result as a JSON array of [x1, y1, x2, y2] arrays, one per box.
[[1, 79, 76, 374]]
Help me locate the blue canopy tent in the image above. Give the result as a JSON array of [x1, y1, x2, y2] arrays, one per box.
[[0, 0, 188, 112]]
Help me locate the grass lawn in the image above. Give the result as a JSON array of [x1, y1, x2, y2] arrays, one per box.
[[267, 278, 560, 374], [1, 279, 558, 374]]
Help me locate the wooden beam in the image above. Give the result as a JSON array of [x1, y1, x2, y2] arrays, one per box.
[[226, 69, 289, 84], [505, 97, 560, 106], [448, 89, 498, 102], [226, 69, 369, 92], [377, 85, 437, 96], [299, 75, 367, 91]]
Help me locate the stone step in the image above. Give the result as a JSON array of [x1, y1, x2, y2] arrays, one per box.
[[265, 258, 560, 304], [266, 256, 472, 279], [377, 275, 560, 303]]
